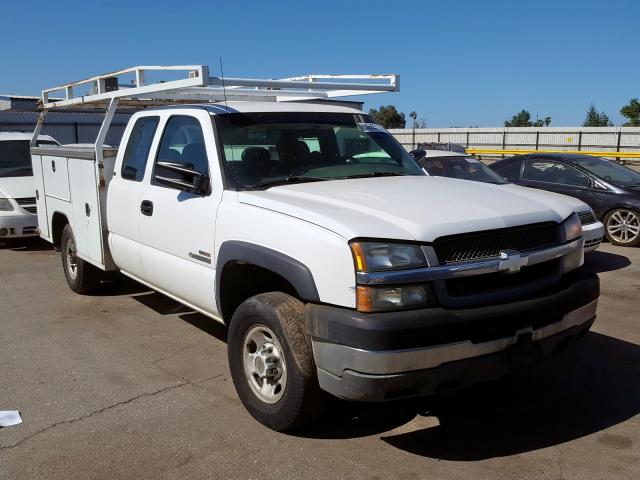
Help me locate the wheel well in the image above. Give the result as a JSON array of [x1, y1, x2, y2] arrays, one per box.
[[51, 212, 69, 248], [219, 262, 298, 323], [602, 205, 640, 221]]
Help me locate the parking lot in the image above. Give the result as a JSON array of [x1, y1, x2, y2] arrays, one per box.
[[0, 240, 638, 480]]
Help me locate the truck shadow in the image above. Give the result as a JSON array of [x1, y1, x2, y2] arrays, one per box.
[[118, 285, 640, 458], [584, 250, 631, 273], [299, 333, 640, 460]]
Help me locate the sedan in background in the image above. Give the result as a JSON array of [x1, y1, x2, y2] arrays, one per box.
[[410, 149, 605, 252], [490, 153, 640, 247], [0, 132, 59, 240]]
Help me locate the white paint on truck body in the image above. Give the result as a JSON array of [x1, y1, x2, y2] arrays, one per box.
[[32, 102, 582, 321]]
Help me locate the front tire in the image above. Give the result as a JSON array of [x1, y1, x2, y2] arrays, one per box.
[[61, 224, 100, 293], [227, 292, 326, 431], [604, 208, 640, 247]]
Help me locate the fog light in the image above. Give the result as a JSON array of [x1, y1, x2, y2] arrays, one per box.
[[0, 228, 8, 237]]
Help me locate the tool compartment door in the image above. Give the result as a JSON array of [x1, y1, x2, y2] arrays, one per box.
[[68, 157, 104, 266], [31, 154, 50, 239]]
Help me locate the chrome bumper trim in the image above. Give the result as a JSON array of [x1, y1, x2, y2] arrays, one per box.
[[356, 237, 583, 285], [312, 299, 597, 376]]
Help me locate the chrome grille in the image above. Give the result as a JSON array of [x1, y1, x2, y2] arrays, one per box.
[[433, 223, 560, 264], [578, 211, 597, 225], [15, 197, 37, 214]]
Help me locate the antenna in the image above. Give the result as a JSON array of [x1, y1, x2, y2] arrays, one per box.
[[219, 57, 229, 110], [218, 57, 235, 165]]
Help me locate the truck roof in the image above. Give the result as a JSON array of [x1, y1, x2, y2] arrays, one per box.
[[149, 101, 364, 115]]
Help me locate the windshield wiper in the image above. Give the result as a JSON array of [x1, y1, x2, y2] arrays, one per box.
[[342, 171, 407, 179], [246, 176, 328, 190]]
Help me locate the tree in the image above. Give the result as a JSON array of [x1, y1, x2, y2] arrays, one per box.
[[369, 105, 406, 128], [408, 111, 427, 128], [620, 98, 640, 126], [504, 110, 551, 127], [583, 104, 613, 127]]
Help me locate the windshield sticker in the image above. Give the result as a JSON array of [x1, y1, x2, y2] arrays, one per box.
[[357, 123, 390, 134]]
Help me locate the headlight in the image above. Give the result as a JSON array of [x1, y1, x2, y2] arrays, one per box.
[[562, 212, 582, 242], [350, 241, 427, 272], [356, 284, 435, 312], [0, 198, 14, 212]]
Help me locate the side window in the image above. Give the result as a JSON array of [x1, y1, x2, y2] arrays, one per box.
[[494, 160, 522, 181], [121, 116, 159, 181], [155, 116, 209, 175], [524, 160, 590, 187]]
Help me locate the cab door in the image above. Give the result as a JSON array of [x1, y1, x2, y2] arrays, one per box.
[[138, 112, 223, 315]]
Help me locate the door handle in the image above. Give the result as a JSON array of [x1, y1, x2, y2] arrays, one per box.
[[140, 200, 154, 216]]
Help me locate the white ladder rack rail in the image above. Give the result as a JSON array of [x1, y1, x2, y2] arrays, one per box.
[[31, 65, 399, 183], [40, 65, 399, 109]]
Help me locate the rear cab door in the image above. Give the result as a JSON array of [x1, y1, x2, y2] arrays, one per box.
[[108, 113, 161, 278]]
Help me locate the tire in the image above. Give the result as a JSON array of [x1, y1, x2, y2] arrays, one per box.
[[61, 224, 101, 293], [603, 208, 640, 247], [227, 292, 327, 431]]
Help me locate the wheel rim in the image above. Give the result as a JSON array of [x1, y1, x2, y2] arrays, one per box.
[[607, 209, 640, 244], [242, 324, 287, 404], [65, 237, 78, 280]]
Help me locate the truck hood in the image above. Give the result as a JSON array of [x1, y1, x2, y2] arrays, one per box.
[[0, 176, 35, 199], [237, 176, 575, 241], [499, 184, 590, 212]]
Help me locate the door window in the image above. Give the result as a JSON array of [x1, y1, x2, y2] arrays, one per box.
[[155, 116, 209, 175], [121, 116, 159, 181], [493, 160, 522, 181], [523, 160, 590, 187]]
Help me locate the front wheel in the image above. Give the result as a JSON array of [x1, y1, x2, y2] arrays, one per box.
[[227, 292, 326, 431], [61, 224, 101, 293], [604, 208, 640, 247]]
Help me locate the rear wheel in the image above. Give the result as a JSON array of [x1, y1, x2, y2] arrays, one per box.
[[227, 292, 327, 431], [61, 224, 100, 293], [604, 208, 640, 247]]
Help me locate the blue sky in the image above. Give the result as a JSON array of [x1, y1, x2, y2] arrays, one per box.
[[3, 0, 638, 126]]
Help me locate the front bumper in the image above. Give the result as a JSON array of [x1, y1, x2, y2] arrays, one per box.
[[582, 221, 604, 252], [0, 212, 38, 238], [307, 267, 599, 401]]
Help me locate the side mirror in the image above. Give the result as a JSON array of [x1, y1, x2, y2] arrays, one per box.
[[410, 149, 426, 161], [154, 161, 209, 195]]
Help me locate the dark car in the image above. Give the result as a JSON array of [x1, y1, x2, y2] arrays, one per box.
[[490, 153, 640, 246]]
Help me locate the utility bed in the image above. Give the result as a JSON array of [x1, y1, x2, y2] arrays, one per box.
[[31, 144, 119, 268]]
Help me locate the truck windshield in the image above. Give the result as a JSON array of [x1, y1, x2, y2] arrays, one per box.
[[214, 112, 424, 189], [0, 140, 57, 178]]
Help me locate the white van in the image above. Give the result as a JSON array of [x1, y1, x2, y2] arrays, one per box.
[[0, 132, 59, 239]]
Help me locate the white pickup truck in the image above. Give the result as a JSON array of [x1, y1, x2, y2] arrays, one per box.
[[31, 66, 599, 431]]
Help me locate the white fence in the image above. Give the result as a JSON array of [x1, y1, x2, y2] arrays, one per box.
[[389, 127, 640, 161]]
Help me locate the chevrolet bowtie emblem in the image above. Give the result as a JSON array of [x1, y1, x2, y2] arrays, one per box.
[[498, 250, 528, 273]]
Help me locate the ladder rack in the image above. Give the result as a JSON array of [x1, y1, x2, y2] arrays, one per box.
[[40, 65, 399, 110]]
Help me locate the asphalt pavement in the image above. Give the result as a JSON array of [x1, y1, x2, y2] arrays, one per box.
[[0, 239, 638, 479]]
